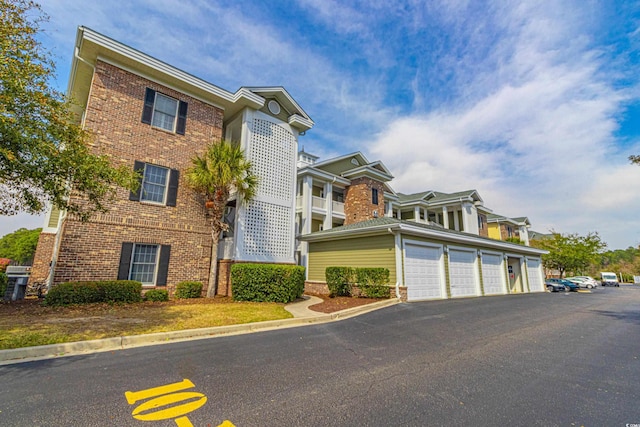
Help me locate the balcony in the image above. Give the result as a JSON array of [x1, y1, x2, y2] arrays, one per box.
[[312, 196, 326, 210], [332, 200, 345, 215]]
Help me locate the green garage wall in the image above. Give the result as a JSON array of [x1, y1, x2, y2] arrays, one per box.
[[307, 235, 396, 283]]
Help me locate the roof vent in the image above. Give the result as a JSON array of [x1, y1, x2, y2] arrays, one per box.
[[268, 100, 281, 115], [351, 158, 359, 166]]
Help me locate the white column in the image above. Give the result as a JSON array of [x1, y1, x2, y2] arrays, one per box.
[[414, 206, 420, 222], [386, 201, 393, 217], [300, 175, 313, 278], [323, 181, 333, 230], [520, 226, 530, 246], [453, 208, 460, 231], [442, 206, 449, 229], [462, 202, 479, 235]]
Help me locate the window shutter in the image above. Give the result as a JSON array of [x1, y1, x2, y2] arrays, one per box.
[[156, 245, 171, 286], [117, 243, 134, 280], [166, 169, 179, 207], [176, 101, 188, 135], [129, 161, 145, 201], [141, 88, 156, 124]]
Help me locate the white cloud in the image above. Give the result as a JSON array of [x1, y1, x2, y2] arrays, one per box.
[[369, 0, 639, 248]]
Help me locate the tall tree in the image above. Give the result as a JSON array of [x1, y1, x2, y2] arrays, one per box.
[[630, 155, 640, 165], [531, 231, 606, 278], [0, 0, 136, 220], [0, 228, 42, 264], [185, 140, 258, 297]]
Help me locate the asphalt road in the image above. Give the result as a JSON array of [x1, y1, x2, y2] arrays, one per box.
[[1, 286, 639, 426]]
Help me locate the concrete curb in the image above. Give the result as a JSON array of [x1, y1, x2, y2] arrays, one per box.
[[0, 298, 399, 365]]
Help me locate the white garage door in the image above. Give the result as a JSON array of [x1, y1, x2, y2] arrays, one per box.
[[405, 244, 443, 301], [527, 258, 544, 292], [449, 249, 479, 297], [482, 253, 506, 295]]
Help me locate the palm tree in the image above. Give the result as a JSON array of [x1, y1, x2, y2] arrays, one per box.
[[185, 140, 258, 297]]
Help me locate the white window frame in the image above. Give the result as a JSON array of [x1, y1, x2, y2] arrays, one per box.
[[151, 93, 179, 132], [128, 244, 160, 286], [140, 164, 170, 204]]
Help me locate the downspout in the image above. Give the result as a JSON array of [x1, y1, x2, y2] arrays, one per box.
[[388, 227, 402, 299]]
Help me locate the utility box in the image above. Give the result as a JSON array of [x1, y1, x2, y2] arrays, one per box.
[[4, 266, 31, 301]]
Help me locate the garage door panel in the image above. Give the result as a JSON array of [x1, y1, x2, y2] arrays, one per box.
[[527, 259, 543, 292], [405, 244, 443, 301], [482, 254, 506, 295], [449, 249, 479, 297]]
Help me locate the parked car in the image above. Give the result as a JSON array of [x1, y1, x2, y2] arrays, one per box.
[[545, 278, 580, 292], [545, 279, 566, 292], [566, 276, 598, 289]]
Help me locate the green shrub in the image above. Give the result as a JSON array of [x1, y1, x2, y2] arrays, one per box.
[[325, 267, 355, 297], [355, 267, 391, 298], [0, 272, 7, 299], [44, 280, 142, 306], [231, 264, 305, 303], [144, 289, 169, 302], [174, 281, 203, 299]]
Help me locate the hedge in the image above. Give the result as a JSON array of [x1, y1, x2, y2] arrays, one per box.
[[231, 264, 305, 303], [175, 281, 203, 299], [326, 267, 391, 298], [144, 289, 169, 302], [326, 267, 354, 297], [44, 280, 142, 306]]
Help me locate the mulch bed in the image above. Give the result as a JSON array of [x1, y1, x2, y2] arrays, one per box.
[[305, 293, 387, 313]]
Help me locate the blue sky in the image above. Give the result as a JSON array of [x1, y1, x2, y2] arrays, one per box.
[[3, 0, 640, 249]]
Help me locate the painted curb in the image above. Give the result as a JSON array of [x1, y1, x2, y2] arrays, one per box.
[[0, 298, 399, 365]]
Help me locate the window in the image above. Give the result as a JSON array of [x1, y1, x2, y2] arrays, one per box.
[[130, 161, 179, 206], [141, 164, 169, 203], [118, 243, 171, 286], [152, 93, 178, 131], [478, 215, 485, 230], [141, 88, 188, 135], [129, 244, 159, 284], [372, 188, 379, 205]]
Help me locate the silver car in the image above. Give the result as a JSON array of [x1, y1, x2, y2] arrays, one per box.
[[566, 276, 598, 289]]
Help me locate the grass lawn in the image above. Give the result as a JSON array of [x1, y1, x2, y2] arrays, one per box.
[[0, 297, 292, 350]]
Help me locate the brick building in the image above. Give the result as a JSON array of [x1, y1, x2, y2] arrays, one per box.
[[30, 27, 313, 295]]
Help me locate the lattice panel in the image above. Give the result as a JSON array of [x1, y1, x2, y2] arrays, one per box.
[[243, 200, 292, 258], [250, 118, 295, 201]]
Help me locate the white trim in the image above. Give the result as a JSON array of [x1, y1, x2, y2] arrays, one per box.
[[95, 55, 226, 111]]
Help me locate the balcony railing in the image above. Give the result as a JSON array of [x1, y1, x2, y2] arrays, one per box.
[[332, 200, 345, 214], [312, 196, 326, 209]]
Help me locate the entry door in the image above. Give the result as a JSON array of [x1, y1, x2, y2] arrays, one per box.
[[526, 258, 544, 292], [449, 249, 479, 297], [404, 243, 443, 301], [482, 253, 506, 295]]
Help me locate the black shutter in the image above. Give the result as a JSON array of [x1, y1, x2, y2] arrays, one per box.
[[118, 243, 134, 280], [129, 161, 145, 201], [141, 88, 156, 124], [166, 169, 179, 207], [156, 245, 171, 286], [176, 101, 188, 135]]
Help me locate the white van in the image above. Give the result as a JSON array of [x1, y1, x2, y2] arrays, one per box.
[[600, 272, 619, 287]]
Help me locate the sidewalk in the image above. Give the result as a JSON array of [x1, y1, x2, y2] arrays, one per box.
[[0, 297, 399, 365]]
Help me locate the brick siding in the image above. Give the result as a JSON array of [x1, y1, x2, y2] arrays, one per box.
[[28, 232, 56, 285], [343, 177, 385, 225], [50, 61, 224, 293]]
